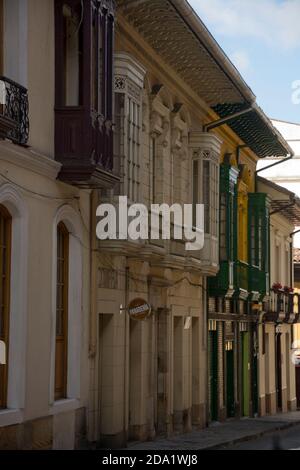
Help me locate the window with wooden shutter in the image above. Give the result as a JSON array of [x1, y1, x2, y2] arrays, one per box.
[[0, 204, 11, 409], [248, 193, 270, 296], [55, 0, 116, 186], [219, 164, 238, 262], [192, 151, 219, 236], [55, 222, 69, 401]]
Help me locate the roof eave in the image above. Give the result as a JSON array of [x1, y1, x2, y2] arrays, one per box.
[[169, 0, 256, 104]]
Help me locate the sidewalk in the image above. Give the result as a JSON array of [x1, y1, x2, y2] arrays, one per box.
[[128, 411, 300, 450]]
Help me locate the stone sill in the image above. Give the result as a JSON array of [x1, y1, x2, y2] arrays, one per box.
[[0, 409, 23, 428]]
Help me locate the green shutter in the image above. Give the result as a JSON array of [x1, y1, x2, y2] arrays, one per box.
[[209, 330, 218, 421], [248, 193, 270, 298], [208, 164, 238, 296], [226, 348, 235, 417]]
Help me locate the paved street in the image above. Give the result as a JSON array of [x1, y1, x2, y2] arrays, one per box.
[[218, 423, 300, 450], [128, 412, 300, 451]]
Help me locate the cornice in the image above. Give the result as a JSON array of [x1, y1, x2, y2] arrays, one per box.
[[0, 141, 61, 180]]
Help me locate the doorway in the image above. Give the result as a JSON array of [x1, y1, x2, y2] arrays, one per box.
[[276, 332, 282, 411], [226, 341, 235, 418], [209, 329, 218, 421], [241, 331, 250, 416]]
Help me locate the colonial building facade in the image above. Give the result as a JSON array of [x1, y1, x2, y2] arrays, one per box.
[[0, 0, 116, 449], [0, 0, 296, 451], [257, 178, 300, 415], [90, 0, 293, 448]]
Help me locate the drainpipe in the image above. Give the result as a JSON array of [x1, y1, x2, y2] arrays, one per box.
[[255, 153, 295, 193], [203, 107, 253, 132], [256, 155, 294, 175]]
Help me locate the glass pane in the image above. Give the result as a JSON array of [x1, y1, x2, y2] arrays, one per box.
[[203, 160, 210, 233], [193, 160, 199, 227], [63, 3, 83, 106]]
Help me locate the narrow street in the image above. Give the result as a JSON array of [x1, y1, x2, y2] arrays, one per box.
[[218, 424, 300, 450], [128, 412, 300, 451]]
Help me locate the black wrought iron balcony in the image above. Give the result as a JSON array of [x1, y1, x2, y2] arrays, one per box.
[[0, 76, 29, 145], [265, 289, 298, 323]]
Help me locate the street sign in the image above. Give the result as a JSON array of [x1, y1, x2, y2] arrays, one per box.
[[128, 298, 152, 321]]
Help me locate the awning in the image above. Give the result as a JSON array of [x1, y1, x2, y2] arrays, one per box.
[[117, 0, 293, 158], [212, 103, 293, 158], [258, 176, 300, 225]]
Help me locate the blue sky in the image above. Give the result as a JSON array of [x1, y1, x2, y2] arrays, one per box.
[[188, 0, 300, 123]]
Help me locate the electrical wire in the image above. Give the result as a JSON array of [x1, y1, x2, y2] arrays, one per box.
[[0, 170, 207, 291], [0, 171, 79, 201]]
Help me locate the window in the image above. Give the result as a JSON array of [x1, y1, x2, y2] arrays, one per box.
[[0, 205, 11, 409], [248, 193, 269, 272], [276, 244, 281, 282], [62, 3, 83, 106], [238, 193, 248, 263], [92, 1, 114, 118], [219, 164, 238, 262], [55, 222, 69, 401], [192, 159, 199, 226], [192, 151, 219, 235], [151, 137, 156, 204], [203, 160, 211, 233], [114, 54, 145, 202]]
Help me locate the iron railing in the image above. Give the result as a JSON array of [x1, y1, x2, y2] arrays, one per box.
[[0, 76, 29, 145]]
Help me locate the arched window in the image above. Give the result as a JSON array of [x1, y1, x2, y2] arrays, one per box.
[[55, 222, 69, 401], [0, 204, 12, 409]]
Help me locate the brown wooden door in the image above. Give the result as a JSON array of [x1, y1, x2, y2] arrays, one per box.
[[0, 205, 11, 409], [55, 222, 69, 401], [276, 333, 282, 411]]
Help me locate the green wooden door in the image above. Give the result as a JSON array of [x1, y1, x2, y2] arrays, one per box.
[[226, 348, 235, 417], [252, 353, 258, 416], [209, 331, 218, 421], [242, 332, 250, 417]]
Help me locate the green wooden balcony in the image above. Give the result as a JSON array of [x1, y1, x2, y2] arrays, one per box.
[[208, 260, 249, 298], [234, 261, 249, 296], [248, 265, 268, 300], [209, 260, 268, 300], [208, 260, 235, 297]]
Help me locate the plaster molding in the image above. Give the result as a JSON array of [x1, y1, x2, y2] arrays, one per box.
[[0, 141, 61, 180]]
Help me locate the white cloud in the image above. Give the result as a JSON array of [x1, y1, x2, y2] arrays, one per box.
[[188, 0, 300, 50], [230, 50, 251, 73]]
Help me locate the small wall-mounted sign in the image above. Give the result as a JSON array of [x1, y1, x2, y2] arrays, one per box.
[[128, 298, 152, 321], [0, 341, 6, 365], [184, 316, 192, 330]]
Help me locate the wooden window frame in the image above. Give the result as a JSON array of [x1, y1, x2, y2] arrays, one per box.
[[0, 204, 12, 410], [55, 222, 69, 401]]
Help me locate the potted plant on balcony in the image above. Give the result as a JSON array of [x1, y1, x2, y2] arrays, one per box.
[[272, 282, 283, 292]]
